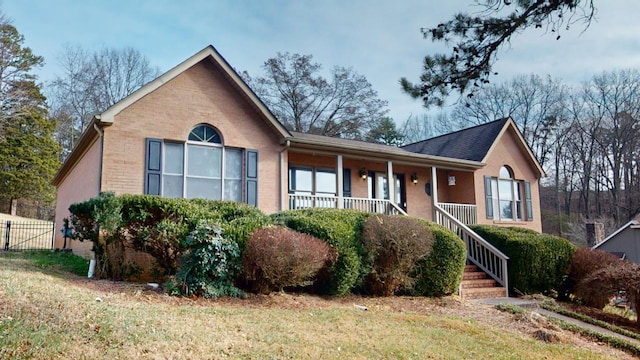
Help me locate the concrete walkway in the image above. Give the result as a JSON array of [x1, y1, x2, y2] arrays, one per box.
[[473, 297, 640, 347]]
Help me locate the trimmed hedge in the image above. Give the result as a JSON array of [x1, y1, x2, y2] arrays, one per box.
[[413, 221, 466, 297], [470, 225, 576, 295], [271, 208, 371, 295], [68, 193, 272, 280]]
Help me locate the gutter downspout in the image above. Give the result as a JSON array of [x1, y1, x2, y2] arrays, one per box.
[[93, 122, 104, 193], [279, 140, 291, 211]]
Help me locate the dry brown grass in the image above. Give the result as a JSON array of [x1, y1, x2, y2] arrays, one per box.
[[0, 252, 635, 359]]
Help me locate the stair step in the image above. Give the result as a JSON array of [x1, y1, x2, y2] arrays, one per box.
[[464, 264, 478, 272], [461, 278, 497, 288], [462, 286, 507, 300], [462, 271, 487, 280]]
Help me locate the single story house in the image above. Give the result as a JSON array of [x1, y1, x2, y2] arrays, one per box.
[[592, 221, 640, 262], [52, 45, 545, 297]]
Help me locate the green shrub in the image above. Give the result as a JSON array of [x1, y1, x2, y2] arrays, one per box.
[[361, 215, 434, 296], [413, 222, 466, 297], [272, 208, 371, 295], [69, 193, 271, 282], [165, 222, 244, 298], [470, 225, 576, 295], [68, 192, 140, 280], [242, 227, 336, 294]]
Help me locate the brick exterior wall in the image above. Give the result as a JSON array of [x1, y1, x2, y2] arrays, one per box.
[[474, 126, 543, 232], [54, 137, 101, 257], [100, 59, 285, 214]]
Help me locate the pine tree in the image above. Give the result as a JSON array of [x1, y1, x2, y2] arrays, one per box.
[[0, 83, 60, 213]]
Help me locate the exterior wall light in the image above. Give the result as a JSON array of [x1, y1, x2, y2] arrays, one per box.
[[411, 172, 418, 184], [359, 167, 368, 180]]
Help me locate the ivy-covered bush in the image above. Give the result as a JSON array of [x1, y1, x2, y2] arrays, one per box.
[[242, 227, 336, 294], [361, 215, 434, 296], [470, 225, 576, 295], [165, 222, 244, 298], [272, 209, 371, 295], [413, 221, 466, 297]]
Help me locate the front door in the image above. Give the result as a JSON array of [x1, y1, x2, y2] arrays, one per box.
[[368, 172, 406, 212]]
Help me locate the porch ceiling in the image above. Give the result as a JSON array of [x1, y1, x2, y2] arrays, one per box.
[[286, 132, 483, 171]]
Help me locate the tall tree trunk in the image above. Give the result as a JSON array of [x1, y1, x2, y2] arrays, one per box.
[[10, 198, 17, 216]]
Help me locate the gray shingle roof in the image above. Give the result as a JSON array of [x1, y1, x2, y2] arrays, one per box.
[[401, 118, 509, 162]]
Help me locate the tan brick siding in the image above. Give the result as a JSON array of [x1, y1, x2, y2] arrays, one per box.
[[474, 126, 543, 232], [54, 138, 101, 258], [100, 60, 284, 214]]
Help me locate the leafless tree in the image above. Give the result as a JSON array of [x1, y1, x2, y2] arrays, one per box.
[[48, 45, 160, 158], [242, 53, 388, 139]]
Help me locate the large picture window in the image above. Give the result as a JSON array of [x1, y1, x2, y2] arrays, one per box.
[[145, 124, 258, 205], [485, 166, 531, 221]]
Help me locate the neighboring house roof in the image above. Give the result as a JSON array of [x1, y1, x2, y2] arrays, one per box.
[[53, 45, 291, 186], [402, 117, 545, 177], [287, 132, 484, 171], [592, 220, 640, 250]]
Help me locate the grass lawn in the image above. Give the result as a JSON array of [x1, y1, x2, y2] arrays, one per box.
[[0, 251, 632, 359]]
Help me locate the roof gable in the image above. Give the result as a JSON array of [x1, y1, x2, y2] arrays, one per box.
[[593, 220, 640, 250], [402, 118, 508, 162], [402, 117, 545, 177], [98, 45, 291, 138]]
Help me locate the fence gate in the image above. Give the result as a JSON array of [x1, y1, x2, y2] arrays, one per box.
[[2, 220, 55, 251]]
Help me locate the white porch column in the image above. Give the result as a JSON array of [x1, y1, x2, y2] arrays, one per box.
[[337, 155, 344, 209], [431, 166, 439, 204], [280, 151, 287, 210], [387, 161, 394, 203]]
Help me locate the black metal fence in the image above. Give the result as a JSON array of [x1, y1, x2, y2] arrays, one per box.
[[2, 220, 55, 251]]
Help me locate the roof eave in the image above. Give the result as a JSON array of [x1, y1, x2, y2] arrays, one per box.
[[286, 137, 484, 171]]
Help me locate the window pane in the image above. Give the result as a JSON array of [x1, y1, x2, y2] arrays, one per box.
[[224, 179, 242, 201], [500, 200, 513, 219], [186, 177, 221, 199], [316, 170, 336, 194], [163, 175, 183, 198], [225, 149, 243, 179], [498, 179, 513, 201], [499, 166, 512, 179], [187, 145, 221, 177], [289, 168, 312, 193], [164, 143, 184, 174]]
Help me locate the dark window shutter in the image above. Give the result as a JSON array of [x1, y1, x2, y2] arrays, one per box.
[[245, 149, 258, 206], [524, 181, 533, 221], [343, 168, 351, 197], [484, 175, 494, 219], [145, 138, 163, 195]]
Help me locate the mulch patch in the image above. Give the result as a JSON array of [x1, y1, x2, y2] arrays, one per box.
[[562, 302, 639, 334]]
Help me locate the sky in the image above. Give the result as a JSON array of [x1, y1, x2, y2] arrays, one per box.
[[3, 0, 640, 123]]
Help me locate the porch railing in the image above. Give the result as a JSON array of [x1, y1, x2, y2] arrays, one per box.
[[288, 194, 407, 215], [437, 202, 477, 225], [434, 204, 509, 297]]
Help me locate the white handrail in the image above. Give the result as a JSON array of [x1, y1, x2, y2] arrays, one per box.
[[288, 194, 406, 215], [434, 204, 509, 297]]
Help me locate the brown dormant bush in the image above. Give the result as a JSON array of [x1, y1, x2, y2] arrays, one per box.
[[242, 227, 336, 294], [560, 247, 620, 301], [361, 215, 434, 296], [574, 261, 640, 329]]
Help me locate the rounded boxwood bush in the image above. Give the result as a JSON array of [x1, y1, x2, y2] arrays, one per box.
[[413, 221, 466, 297]]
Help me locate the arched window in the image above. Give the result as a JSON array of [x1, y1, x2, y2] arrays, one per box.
[[145, 124, 258, 206], [486, 165, 526, 221], [188, 124, 222, 144]]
